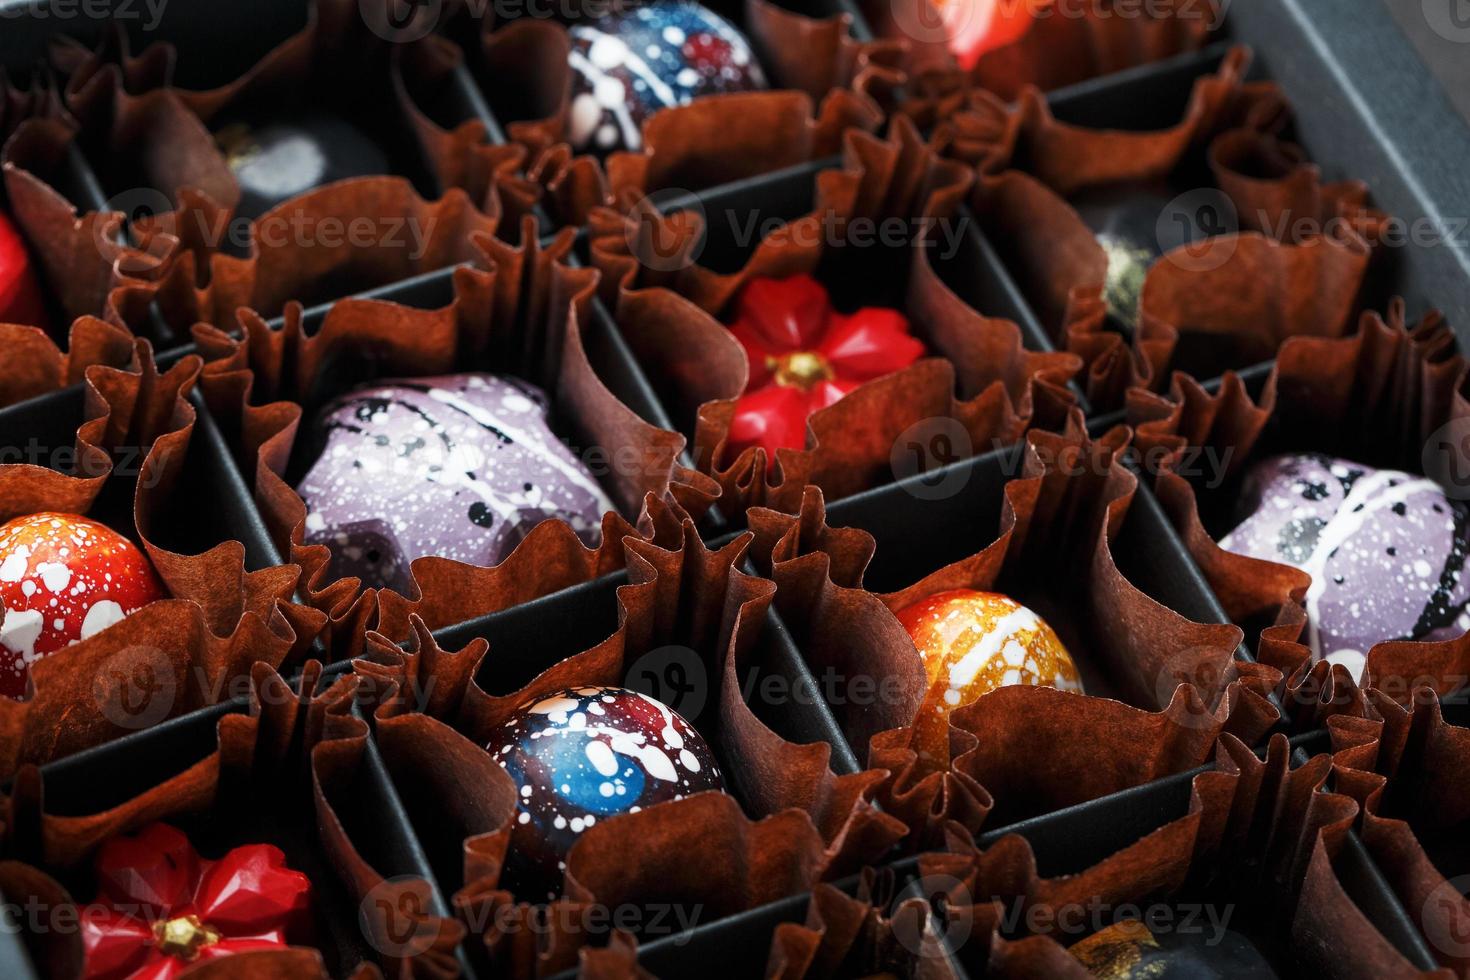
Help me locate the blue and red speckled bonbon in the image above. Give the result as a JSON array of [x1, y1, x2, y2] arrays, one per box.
[[567, 1, 767, 153], [488, 686, 725, 897]]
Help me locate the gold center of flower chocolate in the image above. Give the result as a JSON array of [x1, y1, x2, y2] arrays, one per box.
[[769, 351, 834, 391], [154, 914, 222, 960]]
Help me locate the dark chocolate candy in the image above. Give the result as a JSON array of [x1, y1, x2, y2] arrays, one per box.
[[1070, 920, 1280, 979], [215, 109, 389, 220], [297, 373, 614, 595], [1070, 183, 1217, 335], [1071, 185, 1173, 334], [489, 686, 725, 897]]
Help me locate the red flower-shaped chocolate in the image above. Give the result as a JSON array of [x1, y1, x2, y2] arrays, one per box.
[[0, 209, 47, 329], [80, 823, 311, 980], [726, 274, 924, 470]]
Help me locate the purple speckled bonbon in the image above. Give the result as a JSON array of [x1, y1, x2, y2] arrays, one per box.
[[1220, 452, 1470, 679], [298, 373, 615, 594]]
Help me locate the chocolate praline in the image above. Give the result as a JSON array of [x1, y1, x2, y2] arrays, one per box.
[[1070, 921, 1280, 979], [567, 0, 767, 154], [1220, 452, 1470, 678], [896, 589, 1083, 759], [215, 109, 389, 220], [0, 208, 47, 329], [0, 512, 166, 699], [1070, 184, 1189, 335], [488, 686, 725, 897], [297, 373, 615, 594]]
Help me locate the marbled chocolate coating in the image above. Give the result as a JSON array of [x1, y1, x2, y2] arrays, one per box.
[[1220, 453, 1470, 678], [567, 1, 766, 153], [298, 374, 615, 594], [489, 686, 725, 897]]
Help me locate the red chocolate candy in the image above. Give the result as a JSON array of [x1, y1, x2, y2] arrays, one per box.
[[726, 275, 924, 470], [81, 823, 311, 980], [0, 512, 166, 698], [0, 208, 47, 329], [932, 0, 1044, 70]]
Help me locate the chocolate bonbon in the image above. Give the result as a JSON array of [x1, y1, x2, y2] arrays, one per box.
[[298, 373, 615, 594], [215, 109, 390, 220], [0, 208, 47, 329], [726, 274, 923, 469], [897, 589, 1084, 747], [1220, 452, 1470, 679], [0, 512, 166, 699], [568, 0, 766, 153], [489, 686, 725, 896], [80, 823, 311, 979]]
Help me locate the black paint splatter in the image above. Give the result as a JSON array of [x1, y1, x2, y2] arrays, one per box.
[[1296, 480, 1329, 501]]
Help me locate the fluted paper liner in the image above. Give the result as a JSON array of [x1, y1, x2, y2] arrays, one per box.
[[450, 0, 900, 221], [0, 662, 464, 979], [914, 46, 1387, 410], [1325, 691, 1470, 977], [744, 417, 1278, 845], [1129, 304, 1470, 730], [915, 48, 1277, 190], [0, 342, 321, 776], [589, 116, 1080, 517], [0, 313, 135, 411], [394, 22, 889, 231], [15, 1, 531, 338], [116, 178, 506, 333], [915, 732, 1435, 977], [573, 931, 651, 980], [0, 63, 71, 146], [871, 0, 1220, 99], [192, 224, 707, 660], [353, 511, 904, 975], [764, 866, 962, 980], [1, 117, 174, 336]]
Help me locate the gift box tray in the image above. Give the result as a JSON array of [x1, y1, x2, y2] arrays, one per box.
[[2, 0, 1470, 976]]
